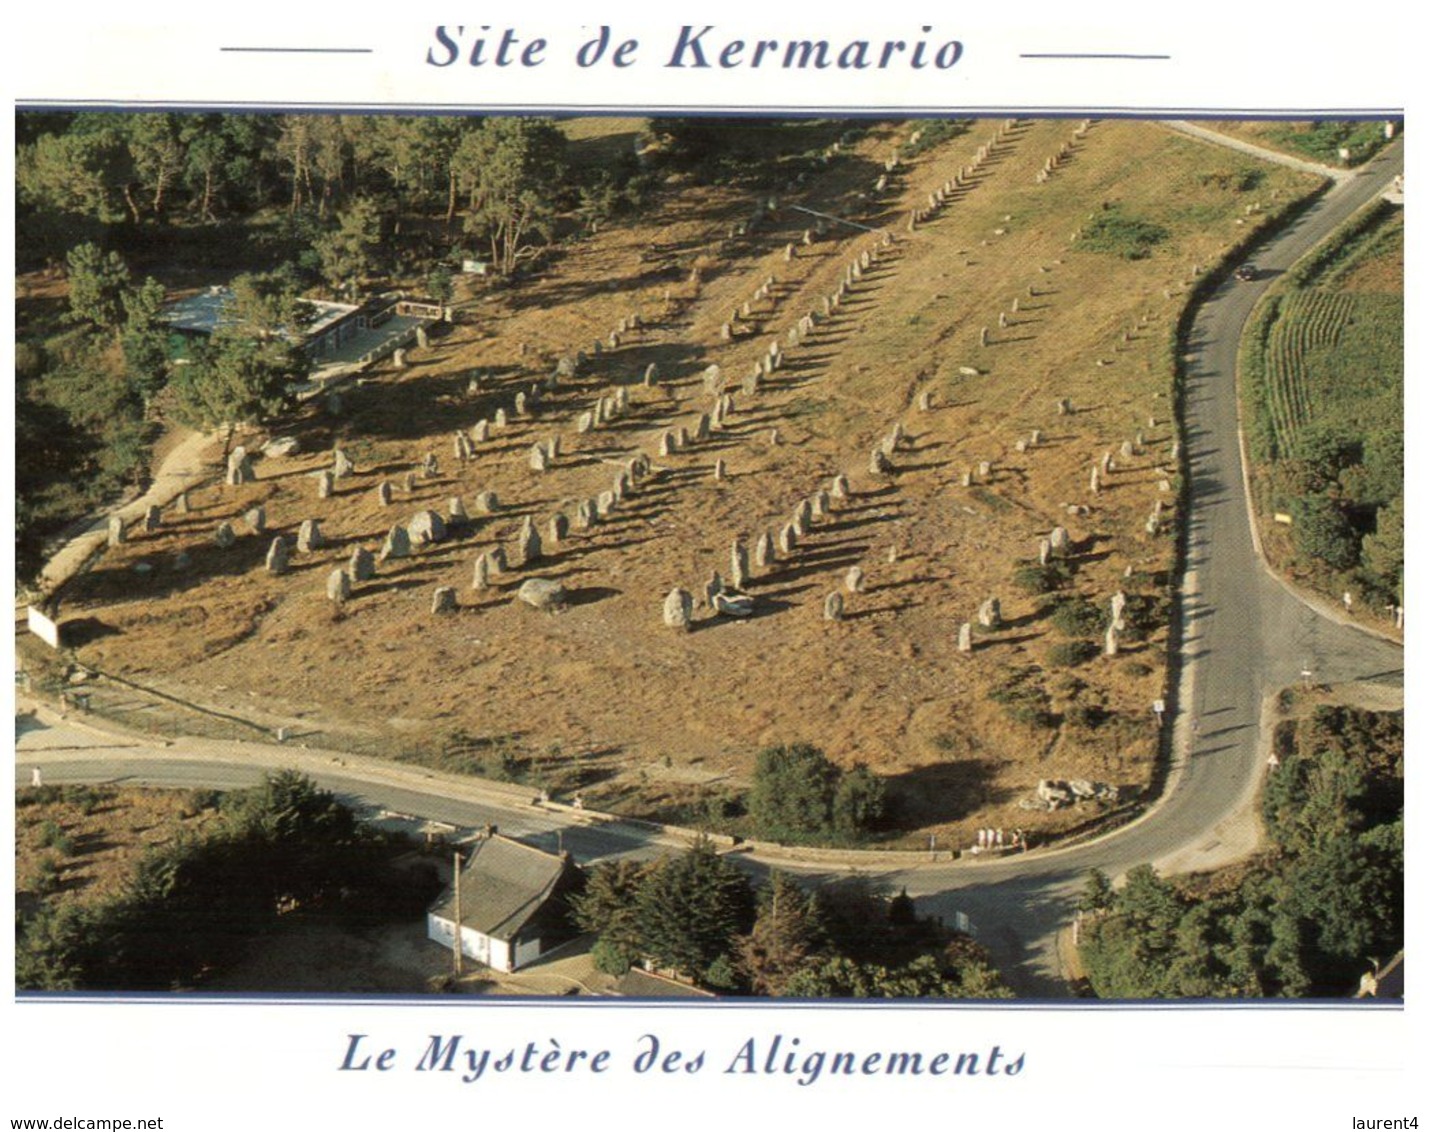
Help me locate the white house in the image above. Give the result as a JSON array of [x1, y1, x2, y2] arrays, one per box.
[[426, 834, 584, 973]]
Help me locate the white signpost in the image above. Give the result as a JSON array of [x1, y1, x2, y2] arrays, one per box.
[[26, 605, 60, 649]]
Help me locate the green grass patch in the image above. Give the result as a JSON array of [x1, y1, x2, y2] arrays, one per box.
[[1077, 206, 1170, 260]]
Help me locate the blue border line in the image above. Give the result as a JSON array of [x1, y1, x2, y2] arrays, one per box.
[[15, 992, 1405, 1011], [12, 100, 1407, 117]]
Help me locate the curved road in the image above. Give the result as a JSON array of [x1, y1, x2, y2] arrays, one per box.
[[16, 134, 1405, 997]]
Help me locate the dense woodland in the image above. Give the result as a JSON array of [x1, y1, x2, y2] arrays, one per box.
[[1077, 706, 1403, 997]]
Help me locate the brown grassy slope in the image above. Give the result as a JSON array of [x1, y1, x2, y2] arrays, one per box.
[[60, 120, 1320, 845]]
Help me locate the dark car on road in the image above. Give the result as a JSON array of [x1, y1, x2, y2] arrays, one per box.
[[1234, 264, 1257, 282]]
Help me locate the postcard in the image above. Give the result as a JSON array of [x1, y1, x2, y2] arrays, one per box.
[[6, 5, 1415, 1130]]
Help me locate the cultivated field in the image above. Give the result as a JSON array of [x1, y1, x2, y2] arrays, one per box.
[[1241, 202, 1403, 610], [46, 119, 1323, 847]]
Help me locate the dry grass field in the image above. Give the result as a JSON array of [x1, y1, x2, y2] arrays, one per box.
[[48, 118, 1321, 848]]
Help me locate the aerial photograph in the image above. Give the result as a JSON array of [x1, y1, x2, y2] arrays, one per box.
[[13, 112, 1404, 1001]]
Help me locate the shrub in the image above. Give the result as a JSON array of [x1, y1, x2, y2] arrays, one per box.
[[1013, 562, 1071, 594], [1066, 703, 1112, 730], [37, 820, 75, 855], [1047, 640, 1100, 668], [1051, 595, 1108, 637], [1079, 207, 1171, 259], [989, 673, 1056, 729], [27, 855, 63, 896]]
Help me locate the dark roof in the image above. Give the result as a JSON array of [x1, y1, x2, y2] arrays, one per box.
[[430, 835, 579, 942]]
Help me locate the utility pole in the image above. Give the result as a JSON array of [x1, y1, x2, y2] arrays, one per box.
[[452, 849, 463, 980]]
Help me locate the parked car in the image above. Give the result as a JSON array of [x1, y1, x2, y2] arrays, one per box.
[[1234, 264, 1257, 282]]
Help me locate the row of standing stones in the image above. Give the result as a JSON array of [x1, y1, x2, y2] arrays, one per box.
[[104, 121, 1167, 657]]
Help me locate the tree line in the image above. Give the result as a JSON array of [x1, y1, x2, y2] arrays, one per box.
[[571, 840, 1009, 998]]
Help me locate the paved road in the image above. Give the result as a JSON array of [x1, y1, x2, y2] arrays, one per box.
[[16, 136, 1404, 998]]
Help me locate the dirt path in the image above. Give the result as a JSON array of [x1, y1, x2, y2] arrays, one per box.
[[34, 426, 219, 602], [1160, 121, 1354, 181]]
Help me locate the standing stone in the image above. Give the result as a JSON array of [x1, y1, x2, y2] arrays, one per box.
[[578, 411, 595, 434], [297, 519, 323, 552], [597, 491, 616, 517], [657, 431, 674, 457], [755, 531, 775, 569], [471, 420, 491, 443], [408, 510, 447, 546], [326, 569, 352, 604], [730, 539, 750, 589], [845, 566, 865, 593], [1038, 538, 1052, 566], [958, 622, 974, 653], [575, 500, 597, 530], [1056, 398, 1072, 416], [870, 447, 893, 475], [474, 491, 500, 514], [142, 505, 162, 532], [1111, 590, 1128, 632], [663, 588, 694, 631], [1120, 440, 1135, 461], [244, 506, 266, 534], [349, 546, 375, 583], [978, 460, 992, 478], [448, 497, 469, 523], [1049, 526, 1070, 557], [333, 449, 354, 479], [830, 474, 850, 501], [977, 597, 1002, 629], [549, 513, 570, 545], [918, 389, 934, 412], [175, 491, 190, 516], [493, 408, 508, 428], [694, 413, 711, 442], [214, 521, 239, 548], [225, 446, 254, 485], [547, 436, 562, 460], [676, 427, 691, 449], [811, 490, 831, 520], [316, 470, 335, 499], [513, 391, 528, 416], [379, 524, 410, 562], [777, 524, 798, 555], [403, 472, 417, 493], [518, 516, 542, 564], [1090, 466, 1101, 495], [471, 554, 490, 590], [644, 363, 658, 386], [530, 443, 550, 472], [432, 587, 458, 615], [713, 459, 727, 482], [1104, 624, 1120, 657], [824, 592, 845, 622], [415, 325, 429, 349], [265, 537, 289, 575], [704, 571, 724, 608]]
